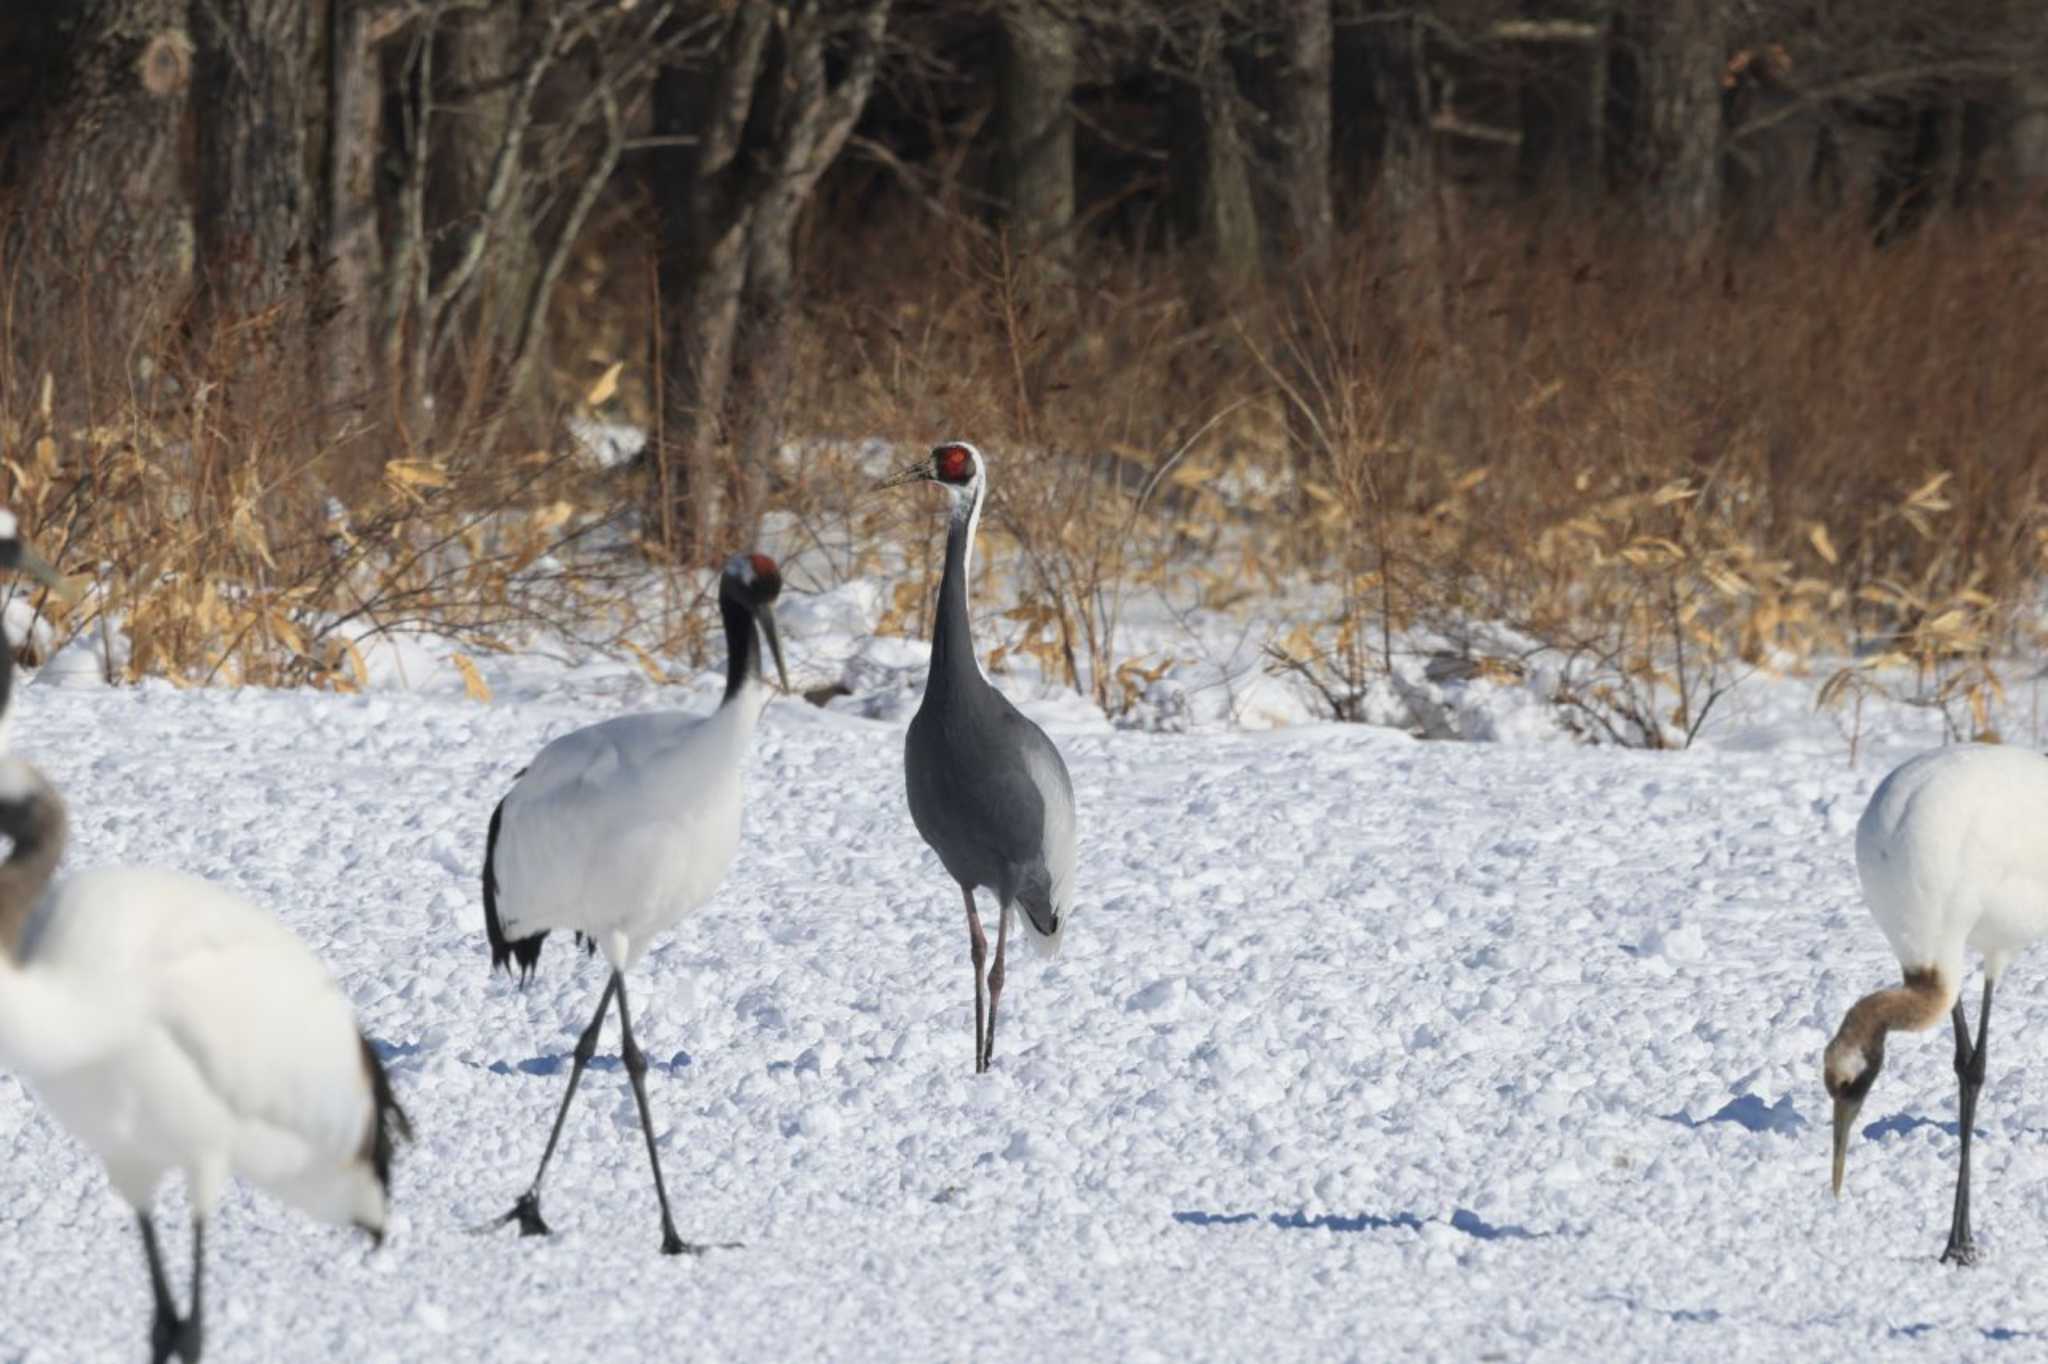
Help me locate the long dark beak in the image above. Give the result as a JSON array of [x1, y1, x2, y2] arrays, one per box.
[[1831, 1097, 1861, 1197], [16, 540, 81, 603], [877, 459, 933, 491], [757, 605, 790, 694]]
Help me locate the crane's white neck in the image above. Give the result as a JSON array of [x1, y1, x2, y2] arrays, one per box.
[[935, 471, 989, 687], [947, 475, 984, 606]]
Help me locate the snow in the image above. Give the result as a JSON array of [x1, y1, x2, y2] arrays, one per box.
[[0, 653, 2045, 1362]]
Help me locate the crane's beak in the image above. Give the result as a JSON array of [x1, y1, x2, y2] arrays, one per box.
[[877, 457, 934, 490], [14, 540, 81, 603], [1831, 1097, 1861, 1197], [757, 604, 790, 694]]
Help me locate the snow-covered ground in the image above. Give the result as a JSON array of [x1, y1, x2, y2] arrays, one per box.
[[2, 641, 2046, 1362]]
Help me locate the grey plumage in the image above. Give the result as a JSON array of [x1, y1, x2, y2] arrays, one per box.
[[906, 678, 1072, 941], [886, 442, 1077, 1073]]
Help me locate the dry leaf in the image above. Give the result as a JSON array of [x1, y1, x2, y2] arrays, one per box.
[[622, 640, 670, 685], [451, 653, 493, 703], [586, 361, 624, 408], [385, 460, 451, 489]]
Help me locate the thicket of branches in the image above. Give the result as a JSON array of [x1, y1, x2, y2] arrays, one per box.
[[0, 1, 2041, 740]]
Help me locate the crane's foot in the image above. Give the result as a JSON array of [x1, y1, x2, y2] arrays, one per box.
[[1941, 1238, 1980, 1267], [174, 1313, 204, 1363], [150, 1307, 178, 1364], [658, 1226, 743, 1256], [152, 1309, 202, 1364], [499, 1191, 551, 1238]]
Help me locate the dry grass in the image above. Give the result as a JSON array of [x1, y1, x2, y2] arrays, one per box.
[[0, 241, 714, 691], [796, 199, 2048, 744], [0, 187, 2043, 747]]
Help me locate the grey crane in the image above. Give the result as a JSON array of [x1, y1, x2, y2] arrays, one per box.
[[883, 442, 1077, 1073]]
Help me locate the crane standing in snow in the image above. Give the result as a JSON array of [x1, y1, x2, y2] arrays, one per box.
[[1824, 743, 2048, 1264], [0, 516, 404, 1362], [0, 757, 409, 1363], [482, 552, 789, 1253], [881, 442, 1076, 1073]]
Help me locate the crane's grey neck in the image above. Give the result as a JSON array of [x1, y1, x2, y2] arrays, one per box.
[[719, 593, 766, 708], [0, 781, 64, 964], [930, 478, 988, 694]]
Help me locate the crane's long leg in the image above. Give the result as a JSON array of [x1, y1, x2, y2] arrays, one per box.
[[614, 971, 701, 1255], [983, 903, 1011, 1072], [964, 887, 989, 1075], [496, 974, 618, 1237], [175, 1218, 205, 1364], [1943, 978, 1994, 1266], [138, 1214, 181, 1364]]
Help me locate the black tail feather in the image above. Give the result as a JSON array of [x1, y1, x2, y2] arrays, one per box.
[[356, 1034, 414, 1246], [482, 779, 547, 983]]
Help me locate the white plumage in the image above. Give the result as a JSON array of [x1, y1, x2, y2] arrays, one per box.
[[1825, 742, 2048, 1264], [1018, 737, 1077, 958], [1854, 744, 2048, 988], [0, 760, 406, 1361], [481, 551, 788, 1254], [491, 702, 763, 970]]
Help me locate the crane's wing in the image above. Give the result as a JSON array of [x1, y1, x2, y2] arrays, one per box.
[[907, 690, 1076, 938], [77, 869, 381, 1179], [489, 707, 738, 953]]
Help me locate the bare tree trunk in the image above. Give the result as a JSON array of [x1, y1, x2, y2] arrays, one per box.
[[2013, 73, 2048, 188], [430, 2, 539, 372], [191, 0, 309, 328], [995, 0, 1075, 286], [1514, 3, 1609, 210], [1, 0, 191, 396], [1275, 0, 1334, 266], [656, 0, 891, 561], [1194, 6, 1260, 286], [317, 0, 404, 450], [1640, 0, 1724, 262], [655, 3, 772, 561]]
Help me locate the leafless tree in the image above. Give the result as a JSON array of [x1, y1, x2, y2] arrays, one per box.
[[0, 0, 191, 402], [654, 0, 893, 559]]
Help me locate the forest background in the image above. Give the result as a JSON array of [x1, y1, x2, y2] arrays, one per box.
[[0, 1, 2042, 745]]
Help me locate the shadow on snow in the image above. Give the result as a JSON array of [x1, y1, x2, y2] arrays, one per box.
[[1661, 1093, 1805, 1135], [485, 1050, 693, 1077], [1173, 1208, 1546, 1241]]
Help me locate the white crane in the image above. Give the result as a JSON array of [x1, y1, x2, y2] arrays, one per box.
[[0, 757, 410, 1363], [1824, 742, 2048, 1265], [881, 443, 1076, 1073], [482, 551, 789, 1253]]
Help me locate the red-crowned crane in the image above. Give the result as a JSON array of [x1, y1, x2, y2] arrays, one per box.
[[482, 552, 789, 1253], [0, 757, 409, 1363], [1824, 743, 2048, 1265]]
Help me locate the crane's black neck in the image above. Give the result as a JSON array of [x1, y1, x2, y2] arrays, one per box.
[[0, 777, 64, 964], [0, 633, 14, 737], [719, 592, 763, 707], [928, 485, 987, 701]]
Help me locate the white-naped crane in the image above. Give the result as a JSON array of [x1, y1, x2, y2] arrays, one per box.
[[482, 551, 789, 1253], [0, 757, 410, 1363], [881, 442, 1076, 1073], [1824, 742, 2048, 1265]]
